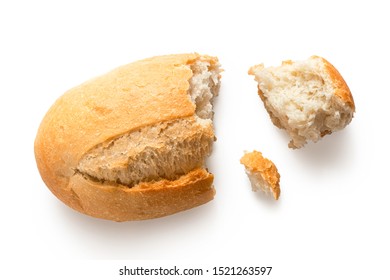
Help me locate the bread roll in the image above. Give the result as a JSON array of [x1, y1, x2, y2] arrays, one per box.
[[240, 151, 281, 200], [249, 56, 355, 149], [34, 53, 221, 221]]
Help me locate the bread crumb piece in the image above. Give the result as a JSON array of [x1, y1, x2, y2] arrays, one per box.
[[240, 150, 281, 200], [249, 56, 355, 148]]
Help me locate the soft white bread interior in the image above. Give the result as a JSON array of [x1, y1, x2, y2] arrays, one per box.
[[240, 150, 281, 200], [249, 56, 355, 149], [34, 54, 221, 221]]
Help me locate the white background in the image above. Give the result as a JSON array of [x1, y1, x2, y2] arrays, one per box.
[[1, 0, 389, 279]]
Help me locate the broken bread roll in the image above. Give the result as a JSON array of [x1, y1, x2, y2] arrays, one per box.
[[249, 56, 355, 149], [34, 53, 221, 221], [240, 151, 281, 200]]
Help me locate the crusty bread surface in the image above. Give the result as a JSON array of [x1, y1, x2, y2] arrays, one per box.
[[240, 151, 281, 200], [249, 56, 355, 148], [34, 53, 221, 221]]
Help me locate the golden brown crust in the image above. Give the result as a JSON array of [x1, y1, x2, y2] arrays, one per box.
[[69, 168, 214, 221], [240, 151, 281, 200], [313, 56, 355, 111], [34, 53, 218, 221]]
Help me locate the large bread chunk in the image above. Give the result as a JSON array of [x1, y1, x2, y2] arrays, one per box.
[[249, 56, 355, 148], [35, 54, 221, 221]]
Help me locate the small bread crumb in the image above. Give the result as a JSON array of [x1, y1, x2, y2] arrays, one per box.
[[240, 150, 281, 200]]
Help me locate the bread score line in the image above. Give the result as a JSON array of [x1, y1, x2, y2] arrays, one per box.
[[34, 54, 222, 221]]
